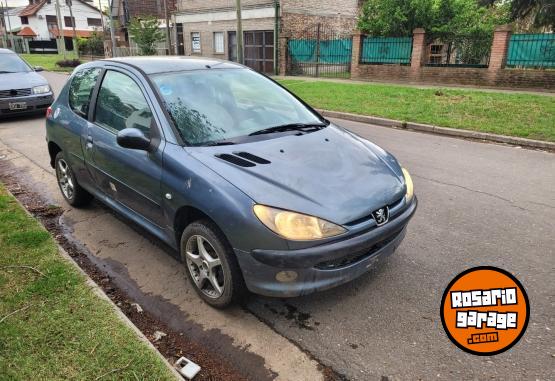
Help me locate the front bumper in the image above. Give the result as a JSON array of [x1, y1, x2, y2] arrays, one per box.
[[0, 93, 54, 117], [236, 196, 417, 297]]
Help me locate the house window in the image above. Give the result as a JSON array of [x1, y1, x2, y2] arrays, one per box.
[[20, 16, 29, 25], [64, 16, 75, 27], [87, 18, 102, 27], [213, 32, 224, 54], [191, 32, 201, 53], [46, 15, 58, 30]]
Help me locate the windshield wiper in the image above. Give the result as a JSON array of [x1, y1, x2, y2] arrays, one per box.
[[0, 71, 17, 74], [248, 123, 326, 136], [203, 140, 236, 146]]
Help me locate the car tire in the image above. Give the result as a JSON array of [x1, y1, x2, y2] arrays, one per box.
[[180, 219, 247, 308], [55, 152, 93, 207]]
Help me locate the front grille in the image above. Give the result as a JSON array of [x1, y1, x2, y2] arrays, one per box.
[[314, 229, 401, 270], [0, 88, 32, 98], [345, 196, 404, 226]]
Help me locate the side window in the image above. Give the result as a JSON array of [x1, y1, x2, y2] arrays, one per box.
[[94, 70, 153, 137], [69, 67, 101, 118]]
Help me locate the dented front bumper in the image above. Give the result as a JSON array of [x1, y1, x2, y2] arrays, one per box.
[[236, 197, 417, 297]]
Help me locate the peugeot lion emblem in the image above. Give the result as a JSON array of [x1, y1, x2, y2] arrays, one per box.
[[372, 206, 389, 226]]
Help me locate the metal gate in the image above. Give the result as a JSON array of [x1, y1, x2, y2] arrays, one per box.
[[287, 23, 352, 78]]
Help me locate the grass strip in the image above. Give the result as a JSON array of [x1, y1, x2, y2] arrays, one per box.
[[0, 183, 175, 380], [278, 79, 555, 142]]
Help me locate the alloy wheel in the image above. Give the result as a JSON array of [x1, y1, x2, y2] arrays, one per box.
[[56, 158, 74, 200], [185, 235, 225, 298]]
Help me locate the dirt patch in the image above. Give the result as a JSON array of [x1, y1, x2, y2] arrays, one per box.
[[0, 161, 248, 381]]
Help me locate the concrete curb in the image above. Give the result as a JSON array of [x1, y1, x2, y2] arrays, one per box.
[[318, 109, 555, 151], [8, 192, 183, 381]]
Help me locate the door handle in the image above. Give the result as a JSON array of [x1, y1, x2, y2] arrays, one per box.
[[85, 135, 93, 149]]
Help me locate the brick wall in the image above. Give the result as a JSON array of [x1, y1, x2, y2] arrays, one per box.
[[350, 26, 555, 91], [280, 13, 356, 39], [177, 0, 273, 13], [125, 0, 176, 19], [280, 0, 359, 18]]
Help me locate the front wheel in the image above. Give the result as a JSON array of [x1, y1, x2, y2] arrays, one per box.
[[180, 220, 247, 308], [55, 152, 93, 207]]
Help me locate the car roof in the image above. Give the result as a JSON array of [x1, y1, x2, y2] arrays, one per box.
[[103, 56, 245, 75], [0, 48, 17, 54]]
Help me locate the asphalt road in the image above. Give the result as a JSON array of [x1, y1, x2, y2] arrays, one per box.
[[1, 72, 553, 380]]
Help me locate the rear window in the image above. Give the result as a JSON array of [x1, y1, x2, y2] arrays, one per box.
[[69, 67, 101, 118]]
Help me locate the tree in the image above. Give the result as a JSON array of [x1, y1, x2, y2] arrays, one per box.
[[128, 16, 164, 56], [358, 0, 509, 38], [510, 0, 554, 30], [357, 0, 434, 36]]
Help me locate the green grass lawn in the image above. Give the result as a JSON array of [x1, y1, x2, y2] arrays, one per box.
[[20, 53, 78, 73], [0, 185, 175, 380], [278, 79, 555, 142]]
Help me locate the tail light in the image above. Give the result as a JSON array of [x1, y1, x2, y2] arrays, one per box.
[[46, 106, 52, 118]]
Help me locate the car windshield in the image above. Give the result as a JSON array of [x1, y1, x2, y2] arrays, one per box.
[[0, 53, 32, 73], [150, 68, 324, 145]]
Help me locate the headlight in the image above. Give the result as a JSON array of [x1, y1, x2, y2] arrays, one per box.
[[253, 205, 346, 241], [32, 85, 51, 94], [402, 168, 414, 202]]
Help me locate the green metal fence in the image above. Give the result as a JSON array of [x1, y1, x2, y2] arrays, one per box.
[[507, 33, 555, 68], [288, 39, 352, 64], [287, 23, 353, 78], [360, 36, 412, 64]]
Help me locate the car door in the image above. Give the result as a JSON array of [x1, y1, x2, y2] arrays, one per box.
[[86, 68, 165, 227], [60, 66, 102, 190]]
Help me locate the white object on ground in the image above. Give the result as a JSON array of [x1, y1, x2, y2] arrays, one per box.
[[153, 330, 167, 342], [175, 356, 201, 380], [130, 303, 143, 313]]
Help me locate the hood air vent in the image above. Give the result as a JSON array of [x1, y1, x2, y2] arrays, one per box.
[[235, 152, 271, 164], [216, 154, 256, 167], [216, 152, 271, 167]]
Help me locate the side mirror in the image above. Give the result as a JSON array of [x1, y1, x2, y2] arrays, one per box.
[[34, 66, 44, 72], [117, 128, 151, 151]]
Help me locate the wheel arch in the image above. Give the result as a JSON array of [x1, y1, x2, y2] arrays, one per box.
[[48, 141, 62, 168], [173, 205, 223, 249]]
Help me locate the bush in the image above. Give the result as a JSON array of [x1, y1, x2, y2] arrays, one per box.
[[77, 32, 104, 56], [56, 59, 82, 68]]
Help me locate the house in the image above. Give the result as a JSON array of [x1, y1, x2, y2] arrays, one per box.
[[173, 0, 360, 74], [14, 0, 107, 52], [110, 0, 176, 48], [0, 6, 25, 51]]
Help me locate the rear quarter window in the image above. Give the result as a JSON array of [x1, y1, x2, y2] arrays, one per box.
[[69, 67, 101, 118]]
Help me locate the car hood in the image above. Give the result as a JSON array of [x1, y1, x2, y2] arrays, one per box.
[[0, 71, 48, 91], [188, 125, 406, 225]]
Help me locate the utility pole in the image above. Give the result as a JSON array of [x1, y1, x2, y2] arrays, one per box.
[[108, 0, 117, 57], [54, 0, 66, 59], [66, 0, 78, 57], [4, 1, 15, 51], [163, 0, 170, 55], [235, 0, 243, 64], [0, 2, 8, 49]]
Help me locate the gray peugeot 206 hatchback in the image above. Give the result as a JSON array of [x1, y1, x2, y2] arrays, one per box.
[[46, 57, 417, 308]]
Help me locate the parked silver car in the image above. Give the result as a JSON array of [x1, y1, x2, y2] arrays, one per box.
[[0, 48, 53, 118]]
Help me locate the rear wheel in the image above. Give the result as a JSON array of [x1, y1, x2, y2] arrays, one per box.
[[55, 152, 93, 207], [180, 220, 247, 308]]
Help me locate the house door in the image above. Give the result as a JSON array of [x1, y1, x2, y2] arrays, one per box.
[[176, 23, 184, 55], [244, 30, 274, 74], [228, 31, 237, 62]]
